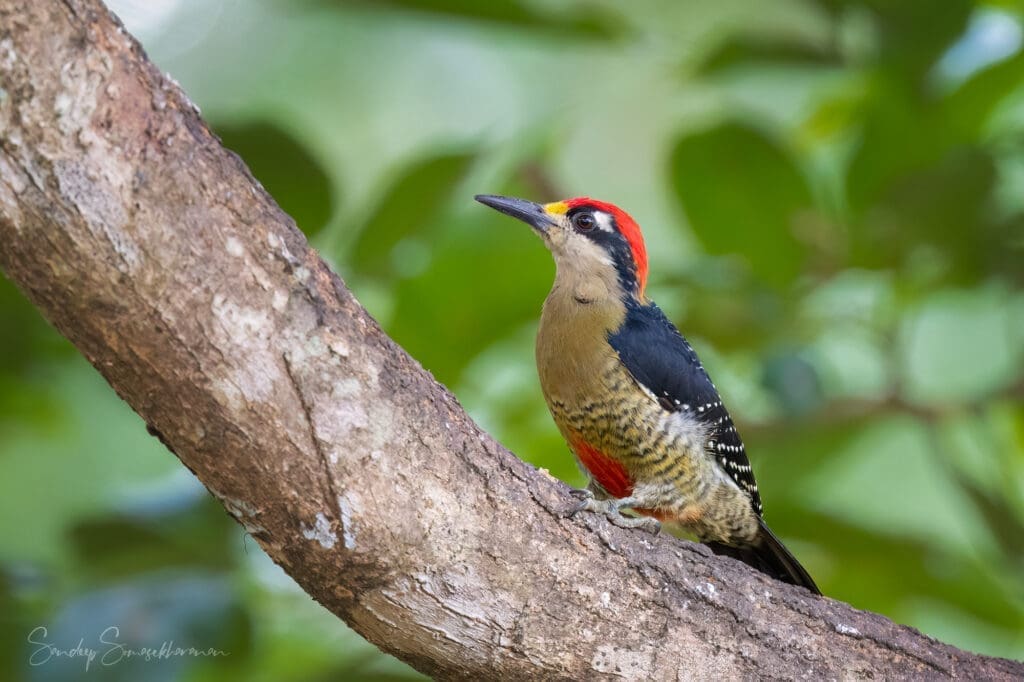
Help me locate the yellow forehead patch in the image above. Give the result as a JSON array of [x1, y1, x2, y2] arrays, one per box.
[[544, 201, 569, 215]]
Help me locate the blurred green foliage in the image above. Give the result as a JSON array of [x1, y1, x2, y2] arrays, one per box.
[[2, 0, 1024, 678]]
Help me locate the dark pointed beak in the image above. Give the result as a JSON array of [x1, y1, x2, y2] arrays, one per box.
[[475, 194, 556, 234]]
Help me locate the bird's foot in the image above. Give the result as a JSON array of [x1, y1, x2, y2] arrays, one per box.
[[565, 489, 661, 534]]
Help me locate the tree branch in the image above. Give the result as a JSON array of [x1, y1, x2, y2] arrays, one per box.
[[0, 1, 1020, 678]]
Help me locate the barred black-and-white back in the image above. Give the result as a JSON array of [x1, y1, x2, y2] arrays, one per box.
[[608, 301, 763, 515]]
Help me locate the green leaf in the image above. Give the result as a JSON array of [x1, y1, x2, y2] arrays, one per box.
[[384, 201, 552, 386], [900, 288, 1021, 405], [307, 0, 624, 41], [69, 499, 238, 584], [216, 120, 336, 239], [814, 0, 971, 80], [669, 123, 815, 287], [943, 51, 1024, 139], [349, 151, 475, 278], [695, 36, 841, 76], [0, 362, 183, 566], [853, 148, 999, 280]]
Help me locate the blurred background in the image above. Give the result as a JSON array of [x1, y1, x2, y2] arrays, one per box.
[[2, 0, 1023, 679]]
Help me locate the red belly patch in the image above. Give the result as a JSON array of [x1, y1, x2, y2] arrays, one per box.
[[569, 436, 633, 499]]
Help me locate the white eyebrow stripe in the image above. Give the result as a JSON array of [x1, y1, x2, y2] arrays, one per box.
[[593, 211, 614, 232]]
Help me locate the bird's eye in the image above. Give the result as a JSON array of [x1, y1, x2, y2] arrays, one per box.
[[572, 213, 596, 232]]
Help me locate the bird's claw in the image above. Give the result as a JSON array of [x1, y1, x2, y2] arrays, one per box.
[[563, 487, 596, 517], [564, 489, 661, 534], [567, 486, 594, 501], [627, 515, 662, 534], [608, 512, 661, 535]]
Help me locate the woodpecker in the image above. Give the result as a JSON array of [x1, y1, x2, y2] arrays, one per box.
[[475, 194, 820, 594]]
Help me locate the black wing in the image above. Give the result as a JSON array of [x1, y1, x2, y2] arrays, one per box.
[[608, 302, 763, 515]]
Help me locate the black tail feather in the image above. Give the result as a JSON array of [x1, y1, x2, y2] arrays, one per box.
[[706, 520, 820, 595]]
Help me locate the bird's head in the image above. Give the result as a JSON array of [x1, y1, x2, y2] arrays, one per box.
[[475, 194, 648, 301]]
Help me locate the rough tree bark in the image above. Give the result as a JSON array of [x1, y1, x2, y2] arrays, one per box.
[[0, 1, 1020, 679]]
